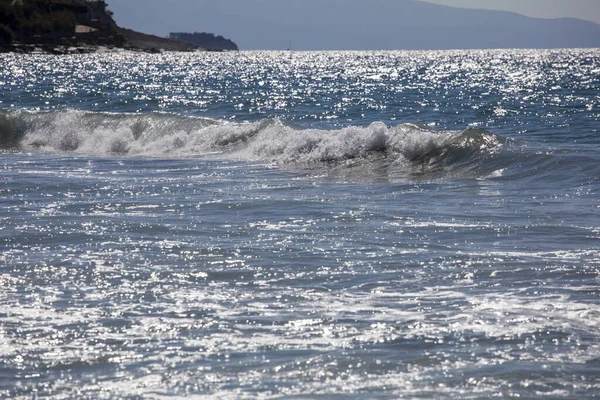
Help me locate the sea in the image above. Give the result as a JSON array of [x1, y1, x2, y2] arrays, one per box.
[[1, 49, 599, 399]]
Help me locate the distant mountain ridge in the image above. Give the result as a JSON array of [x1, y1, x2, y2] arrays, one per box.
[[391, 1, 600, 50], [107, 0, 600, 50], [269, 0, 600, 50]]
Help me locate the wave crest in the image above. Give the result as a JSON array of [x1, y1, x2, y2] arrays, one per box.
[[1, 110, 505, 174]]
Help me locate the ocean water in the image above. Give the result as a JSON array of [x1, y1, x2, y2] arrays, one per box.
[[1, 49, 599, 399]]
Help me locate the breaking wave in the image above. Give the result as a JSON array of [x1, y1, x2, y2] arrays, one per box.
[[0, 109, 506, 174]]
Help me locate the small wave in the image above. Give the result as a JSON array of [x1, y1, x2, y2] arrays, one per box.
[[0, 109, 506, 175], [239, 121, 505, 175]]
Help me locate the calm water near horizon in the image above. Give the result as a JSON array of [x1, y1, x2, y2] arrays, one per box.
[[1, 49, 599, 398]]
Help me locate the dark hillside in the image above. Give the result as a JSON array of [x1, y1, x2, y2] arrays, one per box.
[[169, 32, 238, 51], [0, 0, 123, 52], [118, 27, 199, 52], [0, 0, 204, 53]]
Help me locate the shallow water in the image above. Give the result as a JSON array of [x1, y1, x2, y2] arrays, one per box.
[[1, 50, 600, 398]]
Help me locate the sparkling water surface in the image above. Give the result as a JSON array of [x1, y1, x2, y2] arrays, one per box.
[[1, 50, 600, 398]]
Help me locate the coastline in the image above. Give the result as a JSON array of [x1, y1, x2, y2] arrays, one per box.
[[0, 0, 207, 55], [0, 28, 205, 55], [116, 27, 203, 53]]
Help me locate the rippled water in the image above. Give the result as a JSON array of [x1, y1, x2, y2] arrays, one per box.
[[1, 50, 600, 399]]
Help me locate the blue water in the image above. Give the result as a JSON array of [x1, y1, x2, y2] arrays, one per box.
[[1, 49, 600, 399]]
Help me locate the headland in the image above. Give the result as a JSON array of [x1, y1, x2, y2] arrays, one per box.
[[0, 0, 236, 54]]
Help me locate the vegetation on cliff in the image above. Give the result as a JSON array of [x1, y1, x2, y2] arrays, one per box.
[[1, 0, 85, 37], [0, 0, 122, 51]]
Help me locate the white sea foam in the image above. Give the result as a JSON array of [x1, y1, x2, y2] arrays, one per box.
[[5, 110, 503, 171]]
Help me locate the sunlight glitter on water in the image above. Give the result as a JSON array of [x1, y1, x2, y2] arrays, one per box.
[[1, 49, 600, 398]]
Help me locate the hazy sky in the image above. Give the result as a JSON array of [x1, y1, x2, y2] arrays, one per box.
[[106, 0, 600, 50], [424, 0, 600, 24]]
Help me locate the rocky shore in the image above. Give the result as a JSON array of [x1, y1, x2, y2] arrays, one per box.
[[3, 33, 201, 55]]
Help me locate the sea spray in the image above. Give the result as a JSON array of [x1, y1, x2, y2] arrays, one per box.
[[1, 109, 504, 170]]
